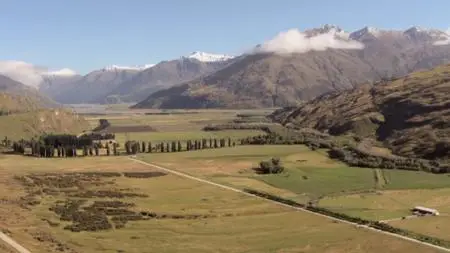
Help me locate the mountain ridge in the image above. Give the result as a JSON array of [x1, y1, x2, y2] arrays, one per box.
[[133, 25, 450, 109], [269, 64, 450, 161]]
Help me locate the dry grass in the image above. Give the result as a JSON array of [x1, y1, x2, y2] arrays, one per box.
[[389, 216, 450, 242], [0, 155, 444, 253], [319, 188, 450, 221]]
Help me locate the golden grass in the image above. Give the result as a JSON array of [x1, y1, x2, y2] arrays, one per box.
[[319, 188, 450, 221], [0, 155, 444, 253], [389, 216, 450, 241]]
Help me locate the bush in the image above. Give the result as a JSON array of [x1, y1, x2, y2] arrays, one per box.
[[255, 157, 285, 174]]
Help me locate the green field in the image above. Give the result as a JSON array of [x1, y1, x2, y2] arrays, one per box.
[[139, 146, 377, 202]]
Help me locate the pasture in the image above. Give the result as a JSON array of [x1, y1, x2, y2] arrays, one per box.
[[1, 108, 450, 252], [0, 156, 443, 253]]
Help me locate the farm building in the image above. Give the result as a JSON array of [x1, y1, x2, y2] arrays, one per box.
[[411, 206, 440, 216]]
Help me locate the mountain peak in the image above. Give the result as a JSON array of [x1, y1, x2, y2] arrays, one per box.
[[349, 26, 381, 40], [404, 26, 425, 33], [185, 51, 234, 62], [320, 24, 343, 32]]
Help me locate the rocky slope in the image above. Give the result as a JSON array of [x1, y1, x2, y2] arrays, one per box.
[[269, 64, 450, 161], [134, 26, 450, 109]]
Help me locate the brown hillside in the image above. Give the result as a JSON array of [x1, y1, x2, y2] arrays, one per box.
[[270, 64, 450, 161]]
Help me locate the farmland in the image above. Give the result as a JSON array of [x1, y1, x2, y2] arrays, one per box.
[[0, 107, 449, 252], [0, 156, 443, 253]]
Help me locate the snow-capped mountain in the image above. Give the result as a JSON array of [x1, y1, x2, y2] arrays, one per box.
[[185, 51, 234, 62], [6, 24, 450, 106], [134, 25, 450, 109]]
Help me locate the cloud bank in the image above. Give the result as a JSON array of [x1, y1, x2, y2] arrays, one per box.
[[0, 61, 77, 89], [433, 28, 450, 46], [255, 28, 365, 54]]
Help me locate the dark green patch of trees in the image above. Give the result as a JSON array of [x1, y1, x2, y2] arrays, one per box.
[[328, 146, 445, 173], [254, 157, 284, 174]]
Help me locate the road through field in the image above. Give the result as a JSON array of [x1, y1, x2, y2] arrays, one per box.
[[130, 157, 450, 253], [0, 231, 31, 253]]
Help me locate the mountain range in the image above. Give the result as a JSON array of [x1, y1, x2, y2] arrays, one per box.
[[0, 52, 235, 104], [134, 25, 450, 109], [1, 25, 449, 107]]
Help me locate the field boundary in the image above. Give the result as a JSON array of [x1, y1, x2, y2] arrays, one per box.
[[0, 231, 31, 253], [130, 157, 450, 252]]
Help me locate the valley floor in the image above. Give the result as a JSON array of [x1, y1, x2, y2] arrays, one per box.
[[1, 109, 449, 252]]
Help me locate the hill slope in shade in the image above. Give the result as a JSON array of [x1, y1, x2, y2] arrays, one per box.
[[134, 27, 450, 109], [102, 57, 232, 104], [46, 52, 233, 104], [270, 64, 450, 161]]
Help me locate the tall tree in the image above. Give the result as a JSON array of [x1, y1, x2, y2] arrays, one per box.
[[148, 142, 152, 153], [142, 141, 146, 153], [113, 143, 118, 156]]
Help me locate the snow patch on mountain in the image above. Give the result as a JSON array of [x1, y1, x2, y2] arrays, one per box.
[[255, 28, 364, 55], [186, 51, 234, 62], [433, 28, 450, 46]]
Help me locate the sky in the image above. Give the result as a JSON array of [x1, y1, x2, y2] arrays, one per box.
[[0, 0, 448, 74]]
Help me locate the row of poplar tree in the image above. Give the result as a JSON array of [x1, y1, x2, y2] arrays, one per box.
[[124, 138, 236, 155], [11, 140, 121, 158]]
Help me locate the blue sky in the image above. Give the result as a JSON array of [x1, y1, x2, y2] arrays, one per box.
[[0, 0, 448, 74]]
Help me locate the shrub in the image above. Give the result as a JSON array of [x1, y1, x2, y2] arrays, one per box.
[[255, 157, 285, 174]]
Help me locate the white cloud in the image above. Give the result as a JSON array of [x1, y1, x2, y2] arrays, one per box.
[[44, 68, 77, 76], [255, 28, 365, 55], [0, 61, 45, 89], [0, 61, 77, 88], [433, 28, 450, 46]]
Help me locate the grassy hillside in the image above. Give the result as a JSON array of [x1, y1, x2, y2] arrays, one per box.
[[270, 64, 450, 161], [0, 109, 89, 140], [0, 75, 88, 139], [0, 93, 41, 114]]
